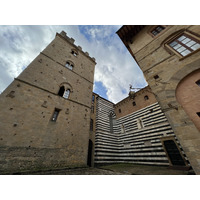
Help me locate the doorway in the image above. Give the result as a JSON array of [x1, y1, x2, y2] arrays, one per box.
[[87, 140, 93, 167], [164, 140, 185, 166]]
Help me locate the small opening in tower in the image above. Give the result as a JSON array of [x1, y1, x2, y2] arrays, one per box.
[[196, 112, 200, 117], [51, 108, 60, 122], [133, 102, 136, 106], [119, 109, 121, 113], [90, 119, 93, 131], [144, 95, 149, 100], [154, 75, 159, 79], [92, 95, 95, 102], [91, 106, 94, 113]]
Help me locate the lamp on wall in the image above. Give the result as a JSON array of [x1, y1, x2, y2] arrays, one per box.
[[128, 84, 142, 99], [128, 84, 157, 99]]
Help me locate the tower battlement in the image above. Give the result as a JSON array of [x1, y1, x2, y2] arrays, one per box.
[[58, 31, 96, 63]]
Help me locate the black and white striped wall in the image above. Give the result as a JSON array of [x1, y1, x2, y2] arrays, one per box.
[[94, 96, 189, 166]]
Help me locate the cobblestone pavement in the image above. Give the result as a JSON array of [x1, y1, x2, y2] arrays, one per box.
[[11, 164, 195, 175], [99, 164, 195, 175], [21, 167, 123, 175]]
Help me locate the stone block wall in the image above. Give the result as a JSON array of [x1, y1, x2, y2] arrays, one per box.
[[120, 25, 200, 174], [0, 31, 96, 174]]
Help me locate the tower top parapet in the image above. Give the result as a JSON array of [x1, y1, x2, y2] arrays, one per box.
[[58, 31, 96, 63]]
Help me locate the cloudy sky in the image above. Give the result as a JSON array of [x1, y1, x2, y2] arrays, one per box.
[[0, 25, 147, 103]]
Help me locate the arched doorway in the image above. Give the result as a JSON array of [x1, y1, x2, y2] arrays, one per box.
[[87, 140, 93, 167], [176, 69, 200, 131], [164, 140, 185, 166]]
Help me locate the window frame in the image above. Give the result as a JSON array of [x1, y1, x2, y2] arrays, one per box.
[[149, 25, 167, 38], [63, 89, 70, 99], [92, 95, 95, 102], [65, 61, 74, 70], [165, 32, 200, 59], [71, 49, 78, 57], [51, 108, 61, 122]]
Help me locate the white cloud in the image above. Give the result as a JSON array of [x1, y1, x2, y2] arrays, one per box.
[[76, 25, 147, 103], [0, 25, 147, 103]]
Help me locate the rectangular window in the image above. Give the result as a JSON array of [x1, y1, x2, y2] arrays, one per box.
[[92, 95, 95, 102], [150, 26, 165, 36], [51, 108, 60, 122], [168, 33, 200, 57], [63, 89, 70, 99], [90, 119, 93, 131], [91, 106, 94, 113]]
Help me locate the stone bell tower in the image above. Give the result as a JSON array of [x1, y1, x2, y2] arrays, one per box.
[[0, 31, 96, 173]]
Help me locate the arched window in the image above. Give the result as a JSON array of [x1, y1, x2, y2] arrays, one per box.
[[58, 86, 71, 99], [71, 49, 78, 57], [65, 61, 74, 70], [58, 86, 65, 97]]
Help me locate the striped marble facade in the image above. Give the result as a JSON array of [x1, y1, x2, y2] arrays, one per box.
[[94, 96, 189, 166]]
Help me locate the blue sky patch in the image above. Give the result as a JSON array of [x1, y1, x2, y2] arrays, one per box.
[[94, 81, 108, 100]]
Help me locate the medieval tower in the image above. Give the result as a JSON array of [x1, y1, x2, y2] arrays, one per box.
[[0, 31, 96, 173]]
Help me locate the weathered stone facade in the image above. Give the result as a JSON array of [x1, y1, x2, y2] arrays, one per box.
[[117, 25, 200, 174], [0, 31, 96, 173]]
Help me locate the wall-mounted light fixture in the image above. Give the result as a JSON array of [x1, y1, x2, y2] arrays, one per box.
[[128, 84, 157, 99]]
